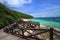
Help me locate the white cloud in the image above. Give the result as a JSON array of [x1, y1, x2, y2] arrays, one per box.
[[0, 0, 32, 7], [20, 0, 32, 3], [0, 0, 4, 3]]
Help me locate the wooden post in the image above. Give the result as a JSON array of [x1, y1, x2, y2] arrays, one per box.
[[50, 28, 53, 40], [21, 29, 24, 39]]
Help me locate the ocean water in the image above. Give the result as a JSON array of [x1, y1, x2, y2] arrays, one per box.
[[28, 17, 60, 30]]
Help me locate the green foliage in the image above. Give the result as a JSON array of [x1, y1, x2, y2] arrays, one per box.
[[0, 3, 33, 28]]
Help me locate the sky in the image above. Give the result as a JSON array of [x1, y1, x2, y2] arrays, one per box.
[[0, 0, 60, 17]]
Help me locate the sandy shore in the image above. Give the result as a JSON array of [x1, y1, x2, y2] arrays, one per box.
[[40, 24, 47, 29], [22, 19, 29, 21]]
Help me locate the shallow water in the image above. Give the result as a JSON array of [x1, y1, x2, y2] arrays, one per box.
[[28, 19, 60, 30]]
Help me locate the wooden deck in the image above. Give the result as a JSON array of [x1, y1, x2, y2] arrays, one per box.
[[0, 20, 60, 40], [0, 32, 25, 40]]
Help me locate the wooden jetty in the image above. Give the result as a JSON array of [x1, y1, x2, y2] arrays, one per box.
[[0, 20, 60, 40]]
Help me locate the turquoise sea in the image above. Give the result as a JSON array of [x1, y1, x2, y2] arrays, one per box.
[[29, 17, 60, 30]]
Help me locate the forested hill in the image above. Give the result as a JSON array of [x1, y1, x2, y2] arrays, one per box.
[[0, 3, 33, 28]]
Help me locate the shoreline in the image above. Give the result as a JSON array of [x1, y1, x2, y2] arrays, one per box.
[[28, 19, 60, 30], [22, 19, 48, 29]]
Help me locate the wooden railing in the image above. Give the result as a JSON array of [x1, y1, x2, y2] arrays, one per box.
[[3, 27, 60, 40]]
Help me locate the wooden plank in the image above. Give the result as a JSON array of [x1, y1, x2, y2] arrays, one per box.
[[50, 28, 53, 40], [0, 32, 23, 40]]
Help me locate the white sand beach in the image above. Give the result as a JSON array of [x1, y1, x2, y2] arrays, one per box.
[[22, 19, 29, 21], [40, 24, 47, 28]]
